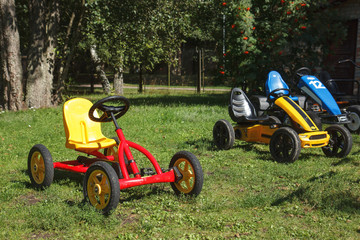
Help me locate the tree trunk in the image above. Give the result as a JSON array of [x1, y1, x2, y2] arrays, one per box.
[[138, 64, 143, 93], [26, 0, 59, 108], [89, 45, 111, 95], [114, 66, 124, 95], [53, 0, 85, 103], [0, 0, 24, 111]]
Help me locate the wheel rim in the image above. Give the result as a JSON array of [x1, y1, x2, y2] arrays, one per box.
[[30, 151, 45, 184], [106, 147, 116, 156], [347, 112, 360, 132], [87, 170, 111, 210], [214, 124, 228, 147], [105, 146, 118, 160], [173, 158, 195, 194], [273, 133, 294, 160], [325, 130, 344, 154]]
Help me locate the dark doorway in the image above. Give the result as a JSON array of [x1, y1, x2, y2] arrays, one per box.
[[324, 19, 358, 79]]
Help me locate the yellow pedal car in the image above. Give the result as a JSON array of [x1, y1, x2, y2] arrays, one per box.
[[213, 71, 352, 163]]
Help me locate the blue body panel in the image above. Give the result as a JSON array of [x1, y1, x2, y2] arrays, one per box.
[[297, 75, 341, 115]]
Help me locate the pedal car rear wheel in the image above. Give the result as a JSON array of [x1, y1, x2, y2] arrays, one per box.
[[103, 137, 127, 179], [83, 161, 120, 215], [322, 125, 352, 158], [28, 144, 54, 189], [266, 115, 281, 124], [169, 151, 203, 196], [103, 137, 120, 157], [213, 119, 235, 150], [345, 105, 360, 133], [270, 127, 301, 163]]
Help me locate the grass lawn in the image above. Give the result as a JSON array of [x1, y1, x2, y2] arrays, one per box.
[[0, 90, 359, 239]]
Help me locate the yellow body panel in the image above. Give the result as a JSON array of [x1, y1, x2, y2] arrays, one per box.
[[234, 125, 329, 148], [63, 98, 116, 153], [298, 131, 330, 148], [274, 97, 318, 132], [234, 124, 277, 144]]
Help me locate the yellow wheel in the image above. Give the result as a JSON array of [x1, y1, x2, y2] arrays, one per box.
[[103, 137, 127, 179], [169, 151, 203, 196], [83, 161, 120, 215], [28, 144, 54, 189], [104, 137, 119, 158]]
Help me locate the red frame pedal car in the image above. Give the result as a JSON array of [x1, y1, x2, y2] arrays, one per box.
[[28, 96, 203, 214]]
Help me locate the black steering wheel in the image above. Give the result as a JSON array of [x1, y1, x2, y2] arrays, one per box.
[[267, 88, 291, 101], [294, 67, 311, 85], [89, 96, 130, 122]]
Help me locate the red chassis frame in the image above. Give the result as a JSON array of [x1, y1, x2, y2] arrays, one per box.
[[53, 128, 177, 190]]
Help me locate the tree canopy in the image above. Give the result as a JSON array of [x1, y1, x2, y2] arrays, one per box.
[[0, 0, 348, 110]]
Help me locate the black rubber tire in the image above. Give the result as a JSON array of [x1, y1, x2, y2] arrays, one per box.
[[28, 144, 54, 189], [322, 125, 352, 158], [266, 115, 281, 124], [306, 111, 322, 130], [269, 127, 301, 163], [213, 119, 235, 150], [83, 161, 120, 215], [345, 105, 360, 133], [169, 151, 203, 196]]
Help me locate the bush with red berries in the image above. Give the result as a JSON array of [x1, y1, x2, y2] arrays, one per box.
[[218, 0, 346, 90]]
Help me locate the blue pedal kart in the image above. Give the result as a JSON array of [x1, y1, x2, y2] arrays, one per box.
[[293, 67, 351, 128]]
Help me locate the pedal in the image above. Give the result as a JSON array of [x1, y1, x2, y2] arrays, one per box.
[[76, 156, 89, 163], [140, 168, 156, 176], [173, 166, 183, 183]]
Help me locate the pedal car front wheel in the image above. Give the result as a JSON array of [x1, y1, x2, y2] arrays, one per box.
[[83, 161, 120, 215], [169, 151, 203, 196], [270, 127, 301, 163], [28, 144, 54, 189], [322, 125, 352, 158], [213, 119, 235, 150]]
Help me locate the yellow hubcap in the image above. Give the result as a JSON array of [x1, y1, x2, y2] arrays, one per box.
[[105, 146, 118, 161], [173, 158, 195, 193], [87, 170, 111, 210], [31, 152, 45, 184]]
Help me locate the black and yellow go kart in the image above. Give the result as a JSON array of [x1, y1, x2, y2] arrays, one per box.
[[213, 86, 352, 163]]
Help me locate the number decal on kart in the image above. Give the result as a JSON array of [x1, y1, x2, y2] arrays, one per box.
[[309, 80, 326, 89]]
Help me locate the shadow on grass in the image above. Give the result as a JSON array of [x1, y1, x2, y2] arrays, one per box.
[[128, 93, 230, 107], [22, 169, 83, 188], [119, 185, 171, 203], [53, 169, 83, 185], [331, 157, 358, 166], [271, 171, 360, 214], [67, 90, 230, 107], [203, 139, 274, 161], [296, 152, 325, 161]]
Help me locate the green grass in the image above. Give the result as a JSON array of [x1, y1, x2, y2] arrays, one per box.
[[0, 91, 359, 239]]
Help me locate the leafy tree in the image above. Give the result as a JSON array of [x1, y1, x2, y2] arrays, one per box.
[[220, 0, 346, 91], [83, 0, 193, 92]]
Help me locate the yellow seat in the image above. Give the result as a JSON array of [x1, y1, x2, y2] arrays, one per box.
[[63, 98, 116, 153]]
